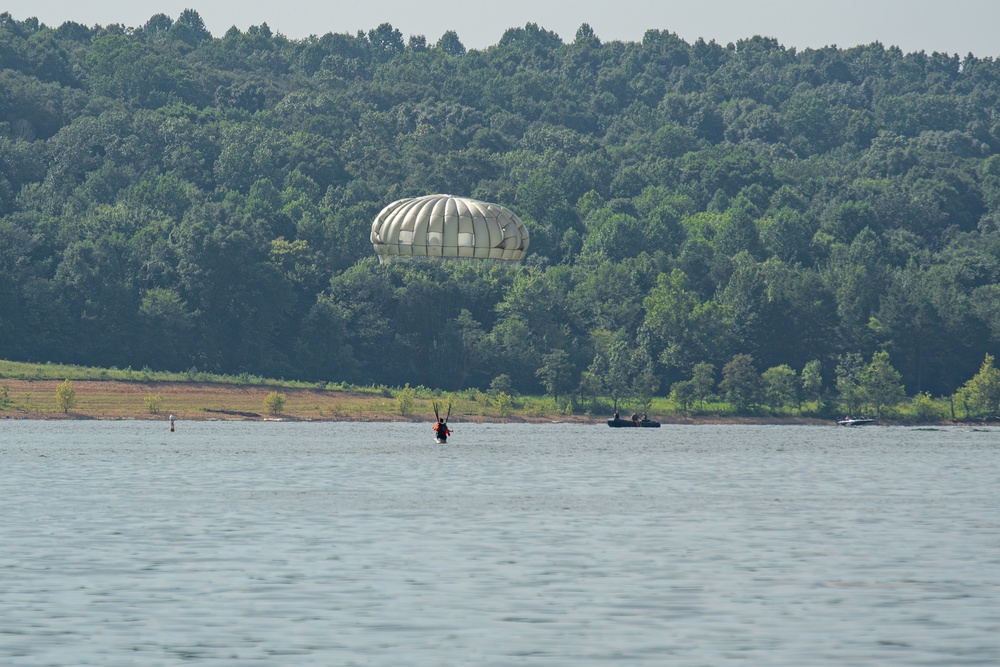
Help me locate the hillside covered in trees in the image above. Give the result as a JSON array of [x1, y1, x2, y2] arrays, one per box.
[[2, 10, 1000, 413]]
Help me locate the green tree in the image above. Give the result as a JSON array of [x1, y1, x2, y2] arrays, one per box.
[[586, 333, 628, 411], [294, 295, 360, 383], [489, 374, 514, 396], [714, 204, 763, 259], [670, 379, 695, 413], [799, 360, 823, 410], [396, 384, 415, 416], [175, 207, 295, 376], [825, 228, 886, 352], [718, 252, 769, 355], [910, 392, 943, 422], [958, 354, 1000, 418], [56, 378, 76, 413], [168, 9, 212, 45], [870, 262, 947, 394], [494, 391, 513, 417], [762, 364, 797, 411], [144, 394, 162, 414], [138, 287, 194, 370], [861, 351, 905, 420], [836, 353, 867, 417], [408, 34, 428, 51], [436, 30, 466, 56], [142, 13, 173, 40], [691, 362, 716, 408], [631, 364, 660, 416], [263, 391, 286, 416], [84, 34, 189, 106], [368, 23, 404, 61], [760, 208, 815, 264], [584, 331, 657, 414], [719, 354, 762, 413], [642, 269, 731, 373], [535, 349, 573, 401]]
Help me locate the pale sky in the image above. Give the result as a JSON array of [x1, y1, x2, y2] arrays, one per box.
[[6, 0, 1000, 57]]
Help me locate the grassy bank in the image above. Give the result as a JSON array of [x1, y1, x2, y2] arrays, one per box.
[[0, 359, 969, 425]]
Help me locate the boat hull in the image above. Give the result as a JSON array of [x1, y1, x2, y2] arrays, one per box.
[[607, 418, 660, 428], [836, 418, 876, 426]]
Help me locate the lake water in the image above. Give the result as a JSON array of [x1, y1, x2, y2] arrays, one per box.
[[2, 421, 998, 666]]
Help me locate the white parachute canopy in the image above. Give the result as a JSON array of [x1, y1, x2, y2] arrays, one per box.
[[370, 194, 529, 262]]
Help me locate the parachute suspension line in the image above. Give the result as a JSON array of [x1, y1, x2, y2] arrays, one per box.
[[431, 397, 452, 425]]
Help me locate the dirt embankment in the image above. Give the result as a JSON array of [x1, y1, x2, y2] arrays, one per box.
[[0, 379, 356, 422], [0, 379, 596, 423]]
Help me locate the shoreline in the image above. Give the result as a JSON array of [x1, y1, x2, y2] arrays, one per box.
[[0, 378, 977, 427]]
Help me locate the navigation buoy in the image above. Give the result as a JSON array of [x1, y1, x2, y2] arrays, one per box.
[[169, 414, 175, 432]]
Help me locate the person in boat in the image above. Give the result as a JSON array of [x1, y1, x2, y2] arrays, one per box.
[[433, 418, 451, 442], [631, 411, 639, 423], [613, 410, 620, 421], [641, 412, 648, 423]]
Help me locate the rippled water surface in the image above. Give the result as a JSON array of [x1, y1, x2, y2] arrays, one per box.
[[2, 421, 999, 665]]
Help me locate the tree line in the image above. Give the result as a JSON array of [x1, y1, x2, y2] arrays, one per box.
[[2, 11, 1000, 417]]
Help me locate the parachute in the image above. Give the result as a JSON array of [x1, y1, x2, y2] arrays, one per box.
[[370, 194, 529, 262]]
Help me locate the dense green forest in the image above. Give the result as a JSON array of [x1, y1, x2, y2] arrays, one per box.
[[2, 10, 1000, 414]]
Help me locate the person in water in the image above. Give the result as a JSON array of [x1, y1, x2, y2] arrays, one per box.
[[433, 418, 451, 442]]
